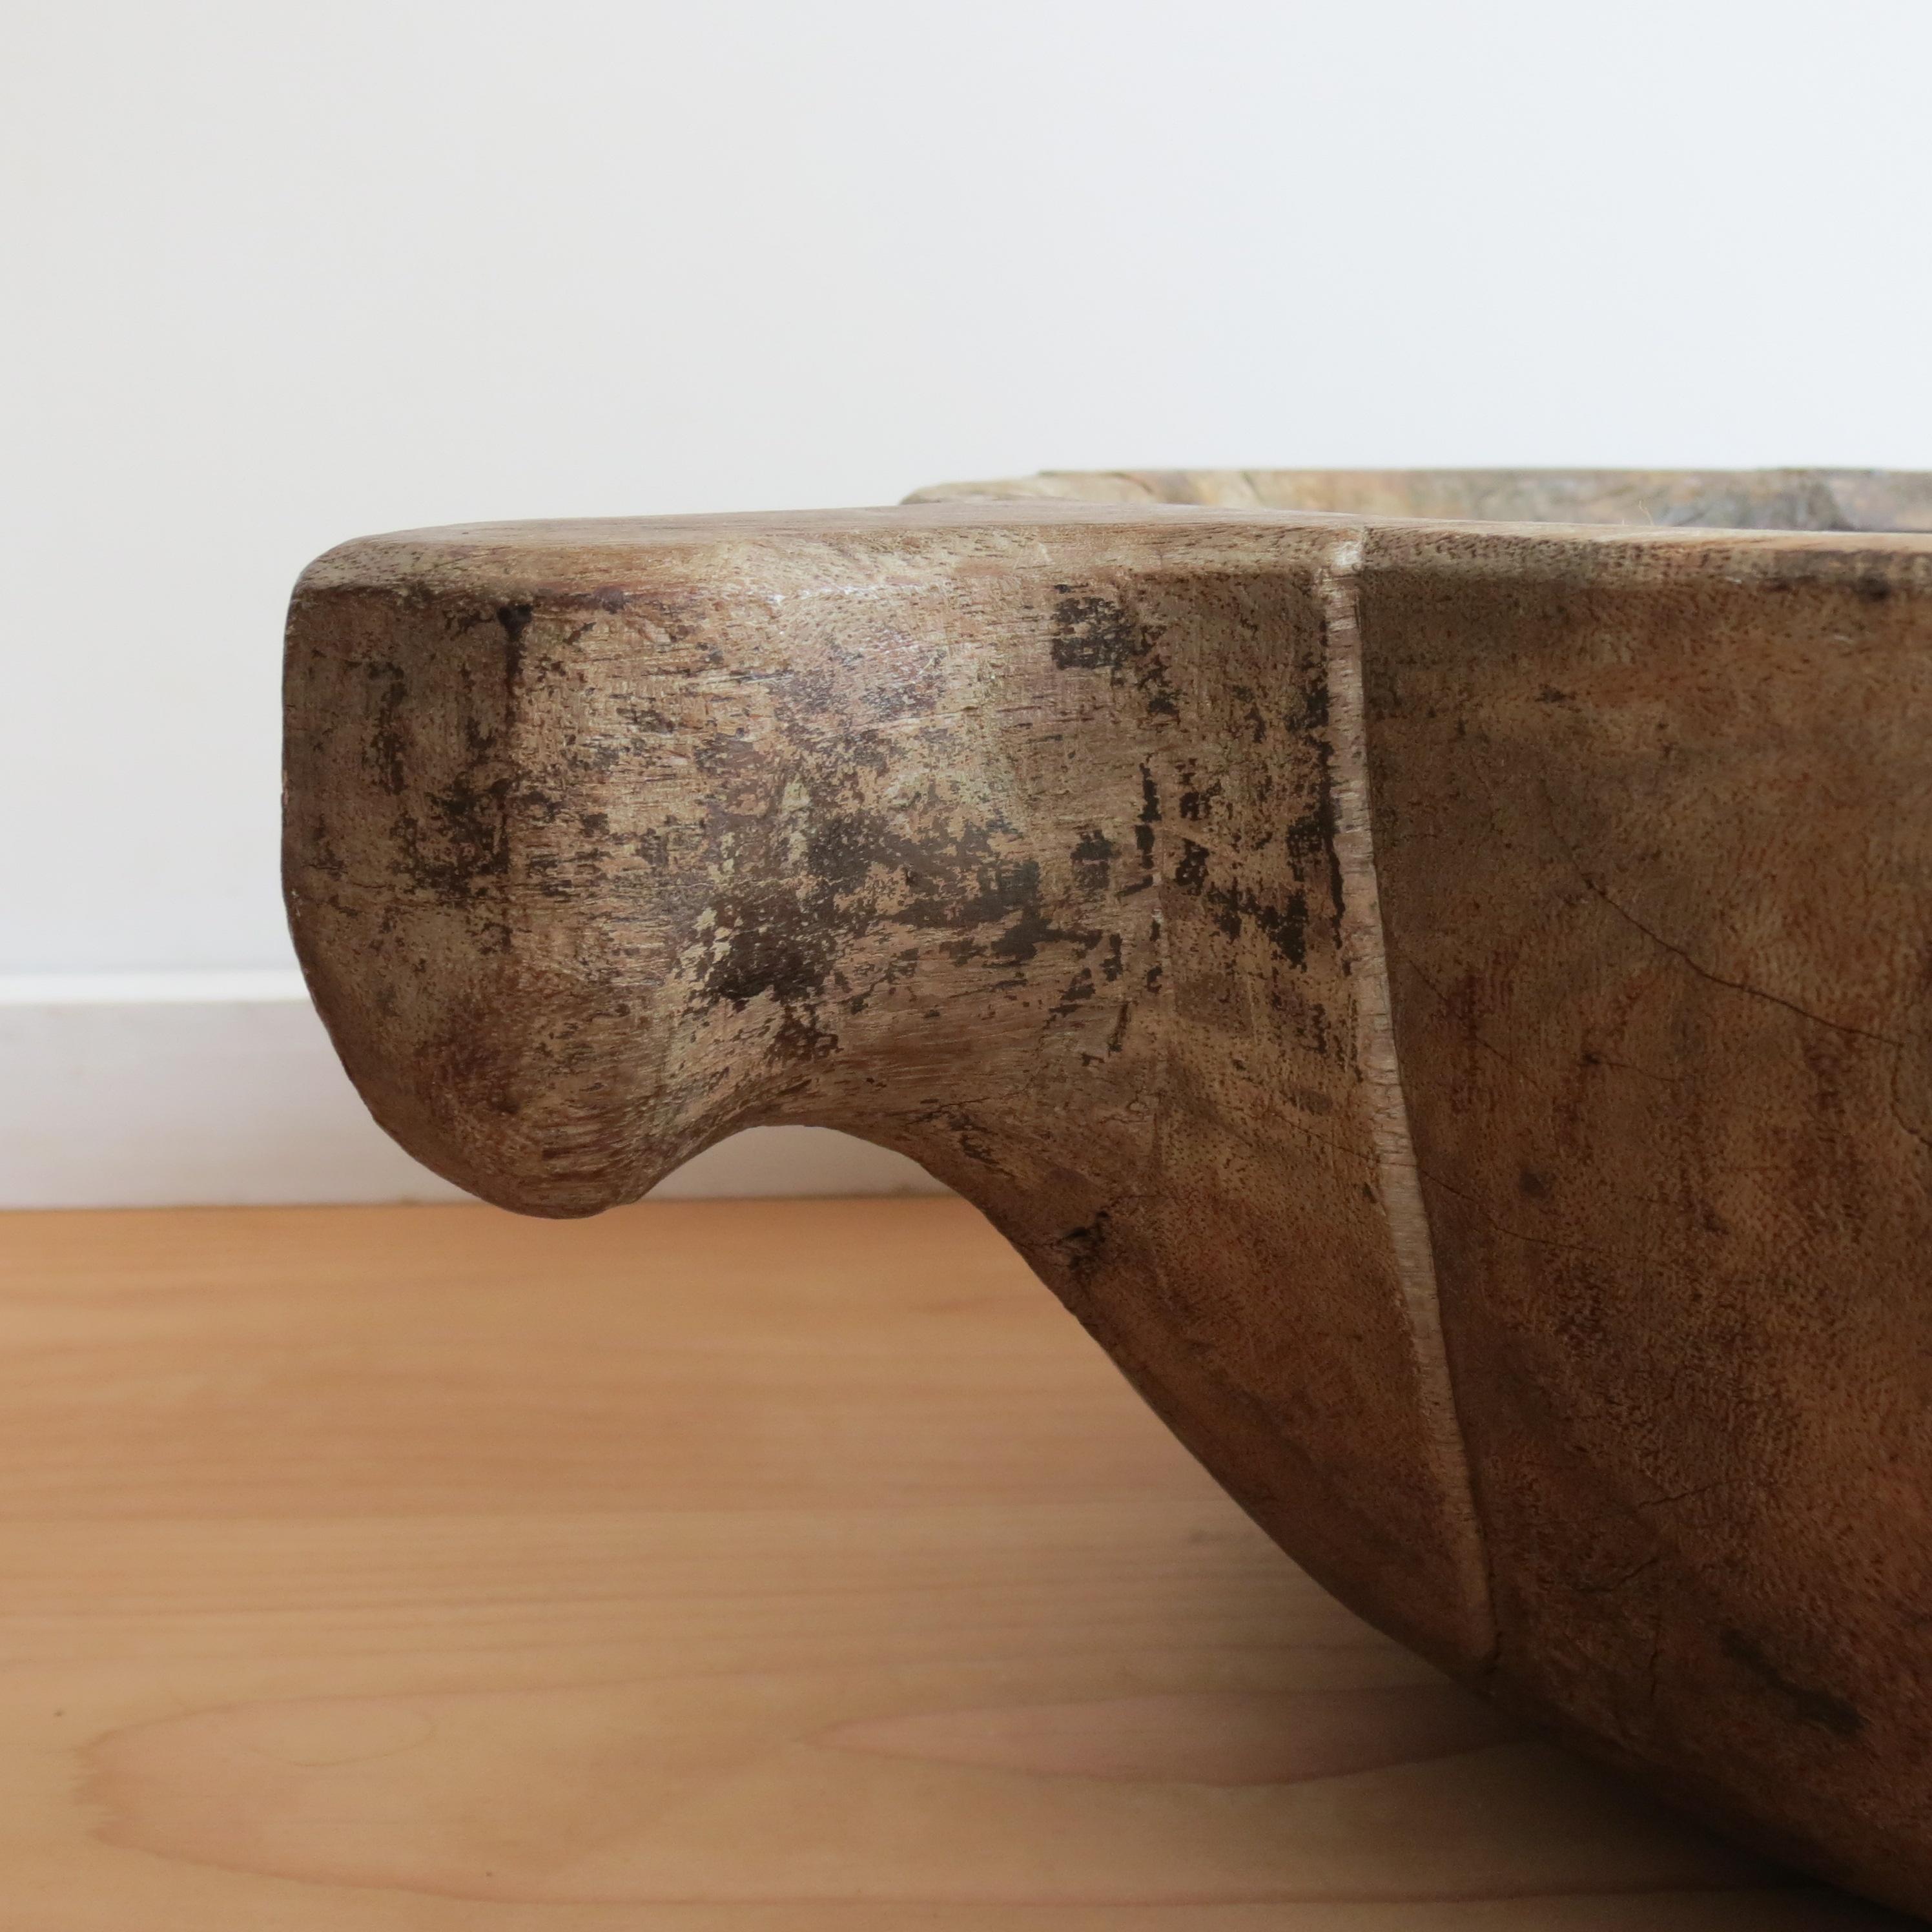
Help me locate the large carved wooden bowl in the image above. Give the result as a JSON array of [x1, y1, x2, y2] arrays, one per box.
[[284, 469, 1932, 1917]]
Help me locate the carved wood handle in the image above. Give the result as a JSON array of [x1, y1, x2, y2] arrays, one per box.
[[285, 497, 1932, 1918]]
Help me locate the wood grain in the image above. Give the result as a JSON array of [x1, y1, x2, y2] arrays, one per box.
[[905, 466, 1932, 531], [0, 1197, 1902, 1927], [283, 482, 1932, 1916]]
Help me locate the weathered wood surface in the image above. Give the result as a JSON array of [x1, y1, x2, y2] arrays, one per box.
[[907, 466, 1932, 532], [285, 473, 1932, 1917], [0, 1197, 1906, 1928]]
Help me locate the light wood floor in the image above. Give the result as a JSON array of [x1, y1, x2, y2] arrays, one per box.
[[0, 1197, 1905, 1929]]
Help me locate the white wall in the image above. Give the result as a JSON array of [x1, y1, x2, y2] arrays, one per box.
[[0, 972, 943, 1208], [6, 0, 1932, 1204], [7, 0, 1932, 977]]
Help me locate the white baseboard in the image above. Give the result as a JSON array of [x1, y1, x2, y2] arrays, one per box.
[[0, 973, 947, 1210]]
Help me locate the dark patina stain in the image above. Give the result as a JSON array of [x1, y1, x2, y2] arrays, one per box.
[[392, 772, 515, 901], [1284, 747, 1346, 945], [1054, 1208, 1113, 1288], [1171, 839, 1310, 966], [896, 852, 1102, 964], [1213, 884, 1308, 967], [1133, 765, 1162, 874], [772, 1006, 839, 1062], [1177, 766, 1221, 823], [1721, 1629, 1864, 1739], [1054, 967, 1096, 1014], [704, 885, 836, 1009], [912, 1105, 1007, 1171], [989, 905, 1100, 965], [1051, 591, 1140, 670], [1071, 829, 1115, 892], [368, 662, 409, 797], [497, 602, 535, 683]]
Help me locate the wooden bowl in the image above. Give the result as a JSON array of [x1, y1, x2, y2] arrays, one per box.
[[284, 469, 1932, 1918]]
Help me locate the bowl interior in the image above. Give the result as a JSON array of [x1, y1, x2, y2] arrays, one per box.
[[909, 468, 1932, 532]]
